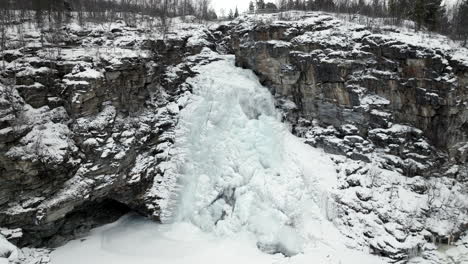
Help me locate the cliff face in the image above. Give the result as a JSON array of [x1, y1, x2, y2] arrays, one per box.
[[0, 12, 468, 264], [0, 21, 217, 251], [230, 13, 468, 180], [220, 13, 468, 261]]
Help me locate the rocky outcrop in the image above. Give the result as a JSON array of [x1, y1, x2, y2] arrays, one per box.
[[0, 20, 216, 252], [1, 12, 467, 264], [224, 13, 468, 181], [215, 13, 468, 262]]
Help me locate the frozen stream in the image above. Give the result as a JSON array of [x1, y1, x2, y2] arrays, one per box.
[[52, 53, 384, 264]]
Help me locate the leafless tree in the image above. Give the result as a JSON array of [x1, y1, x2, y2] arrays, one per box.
[[368, 164, 381, 188], [0, 3, 10, 55], [1, 82, 29, 133], [31, 129, 51, 174]]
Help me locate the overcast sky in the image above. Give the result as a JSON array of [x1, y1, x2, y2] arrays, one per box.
[[211, 0, 253, 15]]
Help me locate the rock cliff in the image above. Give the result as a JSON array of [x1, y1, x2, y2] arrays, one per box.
[[220, 12, 468, 262], [0, 21, 217, 256], [0, 12, 467, 263], [229, 13, 468, 180]]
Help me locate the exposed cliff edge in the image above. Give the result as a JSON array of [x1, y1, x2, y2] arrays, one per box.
[[224, 12, 468, 262], [228, 13, 468, 179], [0, 20, 220, 262], [0, 12, 467, 263]]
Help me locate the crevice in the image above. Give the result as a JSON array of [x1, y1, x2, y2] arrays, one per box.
[[17, 199, 132, 248]]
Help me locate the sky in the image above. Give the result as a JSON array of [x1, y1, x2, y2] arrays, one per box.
[[211, 0, 253, 15]]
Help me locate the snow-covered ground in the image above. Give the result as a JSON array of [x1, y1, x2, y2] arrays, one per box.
[[51, 51, 385, 264]]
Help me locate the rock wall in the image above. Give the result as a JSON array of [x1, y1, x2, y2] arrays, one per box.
[[0, 12, 467, 263], [227, 13, 468, 180], [0, 21, 216, 249], [212, 13, 468, 262]]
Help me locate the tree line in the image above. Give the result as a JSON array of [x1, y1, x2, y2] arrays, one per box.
[[249, 0, 468, 46], [0, 0, 221, 58], [0, 0, 218, 26], [1, 0, 467, 46]]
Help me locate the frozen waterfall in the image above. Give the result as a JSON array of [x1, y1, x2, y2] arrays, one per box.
[[51, 52, 385, 264], [167, 54, 341, 254]]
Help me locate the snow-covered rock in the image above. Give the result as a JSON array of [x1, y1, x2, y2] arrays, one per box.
[[0, 10, 467, 264]]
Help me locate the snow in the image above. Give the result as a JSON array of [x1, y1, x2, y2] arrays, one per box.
[[51, 215, 384, 264], [293, 29, 351, 49], [452, 49, 468, 67], [16, 67, 52, 77], [242, 11, 468, 65], [63, 79, 89, 86], [266, 40, 292, 48], [361, 94, 391, 106], [65, 67, 103, 80], [75, 104, 116, 131], [52, 214, 277, 264], [6, 122, 74, 164], [0, 235, 18, 262], [186, 30, 212, 48], [52, 52, 385, 264]]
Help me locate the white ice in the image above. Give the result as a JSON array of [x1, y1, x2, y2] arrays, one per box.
[[52, 53, 385, 264]]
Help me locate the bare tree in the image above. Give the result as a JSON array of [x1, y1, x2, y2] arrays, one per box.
[[31, 129, 51, 174], [0, 1, 10, 55], [1, 82, 29, 133]]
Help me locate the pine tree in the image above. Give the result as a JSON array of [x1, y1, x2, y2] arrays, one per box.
[[0, 0, 9, 53], [265, 2, 278, 10], [249, 1, 255, 13], [234, 6, 239, 17], [371, 0, 383, 17], [398, 0, 411, 21], [308, 0, 312, 10], [256, 0, 265, 10], [412, 0, 445, 31], [294, 0, 303, 10], [425, 0, 444, 31], [456, 0, 468, 46], [413, 0, 426, 30], [315, 0, 335, 12], [389, 0, 398, 24]]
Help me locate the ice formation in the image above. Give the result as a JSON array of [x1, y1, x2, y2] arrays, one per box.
[[172, 54, 340, 253], [51, 52, 385, 264]]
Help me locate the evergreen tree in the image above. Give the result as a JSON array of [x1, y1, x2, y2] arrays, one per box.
[[249, 1, 255, 13], [397, 0, 411, 22], [413, 0, 426, 30], [388, 0, 398, 23], [234, 6, 239, 17], [306, 0, 314, 10], [412, 0, 445, 31], [265, 2, 278, 10], [456, 0, 468, 46], [315, 0, 335, 11], [425, 0, 444, 31], [294, 0, 303, 10], [256, 0, 265, 10], [0, 0, 10, 53], [371, 0, 383, 17]]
